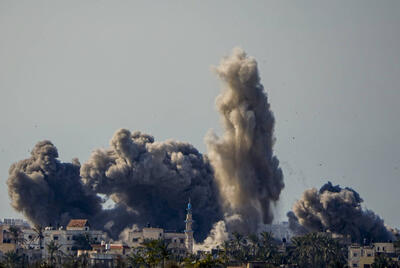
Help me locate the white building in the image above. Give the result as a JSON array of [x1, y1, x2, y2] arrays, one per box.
[[39, 219, 105, 258], [128, 200, 194, 255]]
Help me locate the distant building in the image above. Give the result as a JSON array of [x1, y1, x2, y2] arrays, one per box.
[[38, 219, 105, 259], [78, 242, 130, 268], [2, 219, 30, 228], [127, 200, 194, 255], [263, 221, 292, 241], [348, 242, 399, 268]]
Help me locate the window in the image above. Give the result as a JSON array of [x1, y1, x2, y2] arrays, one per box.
[[352, 263, 358, 267], [180, 238, 184, 244], [382, 247, 385, 251], [67, 247, 70, 251], [67, 236, 70, 240], [367, 253, 372, 257], [53, 236, 59, 240], [353, 253, 357, 257], [132, 238, 139, 242], [94, 237, 97, 241]]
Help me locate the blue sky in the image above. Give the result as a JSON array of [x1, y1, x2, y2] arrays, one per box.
[[1, 1, 399, 228]]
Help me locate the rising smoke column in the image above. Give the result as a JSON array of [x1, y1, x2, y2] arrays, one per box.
[[206, 48, 284, 234], [289, 181, 394, 243], [7, 141, 102, 227], [7, 48, 284, 243], [80, 129, 222, 240]]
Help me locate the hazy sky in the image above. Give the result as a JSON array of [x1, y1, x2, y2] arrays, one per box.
[[1, 1, 399, 228]]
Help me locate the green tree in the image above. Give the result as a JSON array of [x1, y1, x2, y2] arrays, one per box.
[[194, 254, 222, 268], [288, 232, 346, 268], [127, 247, 148, 268], [46, 240, 61, 266], [7, 226, 24, 247], [32, 225, 44, 251], [72, 234, 93, 251], [372, 254, 400, 268], [2, 251, 21, 268]]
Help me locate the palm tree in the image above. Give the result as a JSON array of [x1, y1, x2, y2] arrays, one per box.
[[7, 226, 24, 248], [193, 253, 222, 268], [2, 251, 21, 268], [258, 231, 278, 264], [32, 225, 44, 251], [128, 247, 147, 268], [157, 239, 171, 268], [372, 254, 400, 268], [230, 232, 249, 263], [46, 240, 61, 266], [288, 232, 346, 268], [247, 233, 259, 260]]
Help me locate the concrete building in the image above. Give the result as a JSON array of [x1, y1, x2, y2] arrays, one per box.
[[128, 200, 194, 255], [184, 199, 194, 254], [40, 219, 105, 258], [348, 245, 375, 268], [78, 243, 130, 268], [348, 242, 399, 268]]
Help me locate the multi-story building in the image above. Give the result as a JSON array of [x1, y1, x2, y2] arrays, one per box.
[[78, 242, 130, 268], [348, 242, 399, 268], [40, 219, 105, 258], [127, 200, 194, 255]]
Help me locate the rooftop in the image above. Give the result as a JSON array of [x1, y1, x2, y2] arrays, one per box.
[[67, 219, 89, 228]]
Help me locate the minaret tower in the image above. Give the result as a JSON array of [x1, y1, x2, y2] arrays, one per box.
[[184, 198, 194, 254]]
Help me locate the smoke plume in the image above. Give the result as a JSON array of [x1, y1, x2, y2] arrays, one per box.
[[206, 48, 284, 234], [80, 129, 222, 240], [288, 181, 394, 243], [7, 48, 284, 244], [7, 141, 102, 227]]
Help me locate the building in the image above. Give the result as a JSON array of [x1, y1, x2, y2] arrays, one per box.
[[127, 200, 194, 255], [263, 221, 292, 241], [348, 242, 399, 268], [348, 245, 375, 268], [78, 242, 130, 268], [2, 219, 30, 228], [185, 199, 194, 254], [40, 219, 105, 259]]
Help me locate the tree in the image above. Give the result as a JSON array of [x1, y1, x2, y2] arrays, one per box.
[[46, 240, 61, 266], [157, 239, 171, 268], [72, 234, 93, 251], [127, 247, 148, 268], [258, 231, 279, 264], [2, 251, 21, 268], [193, 254, 222, 268], [288, 233, 346, 268], [372, 254, 400, 268], [7, 226, 24, 247], [32, 225, 44, 251]]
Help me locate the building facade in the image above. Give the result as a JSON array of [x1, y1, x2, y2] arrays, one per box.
[[128, 200, 194, 255]]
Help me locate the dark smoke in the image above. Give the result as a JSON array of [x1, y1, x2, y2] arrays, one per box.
[[7, 141, 102, 227], [80, 129, 222, 240], [288, 181, 394, 243], [7, 48, 284, 244]]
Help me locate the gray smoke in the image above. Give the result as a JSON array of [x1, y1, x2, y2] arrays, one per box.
[[206, 48, 284, 234], [289, 181, 394, 243], [80, 129, 222, 240], [7, 141, 102, 227], [7, 48, 284, 242]]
